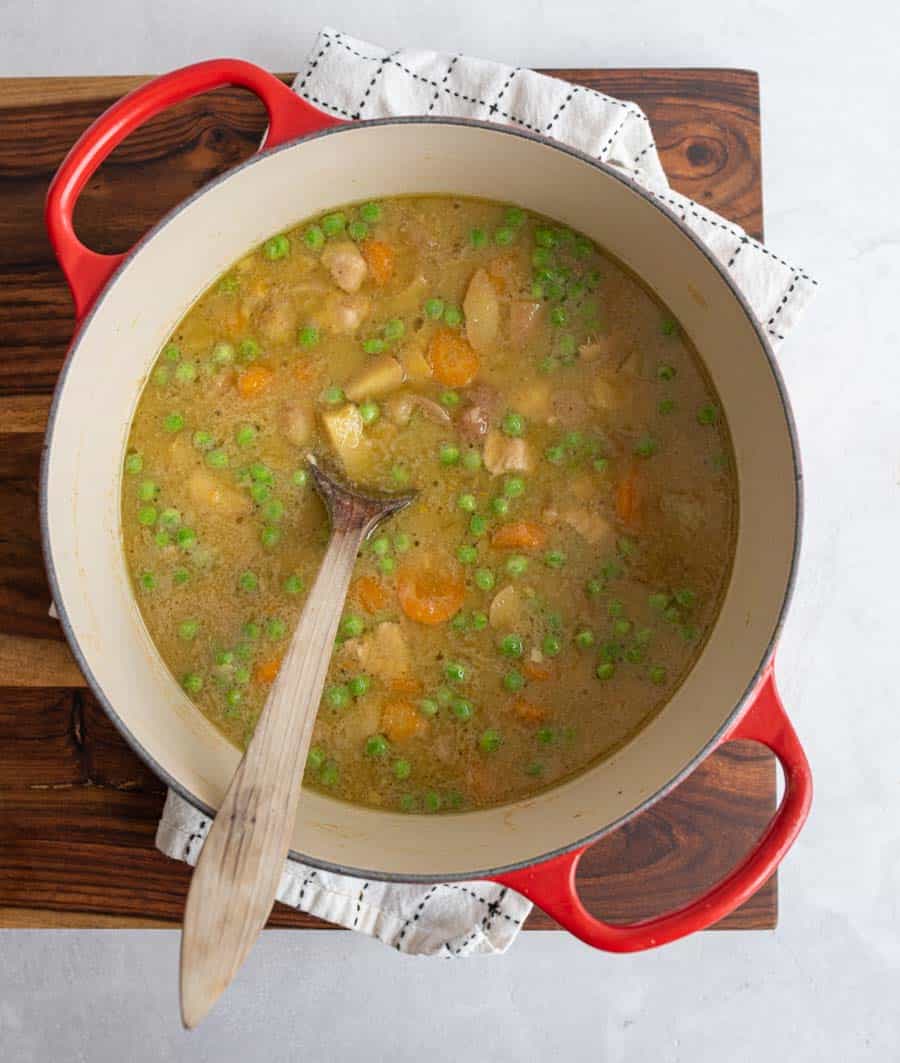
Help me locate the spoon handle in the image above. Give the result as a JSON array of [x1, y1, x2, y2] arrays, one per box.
[[179, 519, 366, 1029]]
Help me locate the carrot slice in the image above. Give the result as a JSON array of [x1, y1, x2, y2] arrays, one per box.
[[615, 464, 640, 525], [254, 656, 283, 685], [237, 365, 274, 398], [354, 575, 390, 613], [397, 554, 465, 626], [490, 521, 548, 550], [428, 327, 480, 387], [523, 660, 554, 682], [360, 239, 394, 286], [389, 674, 424, 696], [381, 699, 427, 742], [512, 697, 546, 724]]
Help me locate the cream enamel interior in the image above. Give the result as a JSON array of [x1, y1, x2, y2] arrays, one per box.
[[43, 121, 797, 879]]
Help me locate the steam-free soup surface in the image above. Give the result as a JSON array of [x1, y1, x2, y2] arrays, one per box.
[[122, 196, 736, 813]]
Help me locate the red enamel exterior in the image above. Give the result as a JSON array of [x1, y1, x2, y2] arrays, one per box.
[[44, 59, 812, 952]]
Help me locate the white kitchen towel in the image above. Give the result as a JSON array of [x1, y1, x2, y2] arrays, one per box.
[[156, 28, 818, 956]]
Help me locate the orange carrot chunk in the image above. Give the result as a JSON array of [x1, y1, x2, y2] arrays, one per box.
[[615, 466, 640, 525], [254, 656, 283, 685], [512, 697, 546, 724], [237, 365, 274, 398], [523, 660, 554, 682], [490, 521, 548, 550], [381, 699, 427, 742], [397, 555, 466, 626], [428, 327, 480, 387], [360, 239, 395, 286], [354, 575, 390, 613]]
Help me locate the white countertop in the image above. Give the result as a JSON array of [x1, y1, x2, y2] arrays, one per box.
[[2, 2, 897, 1060]]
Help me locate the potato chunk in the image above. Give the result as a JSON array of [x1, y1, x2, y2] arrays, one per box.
[[344, 354, 405, 403], [320, 403, 371, 477], [283, 400, 314, 447], [187, 469, 251, 517], [463, 267, 500, 353], [321, 240, 368, 293], [342, 621, 411, 682], [483, 429, 534, 475], [321, 292, 371, 334]]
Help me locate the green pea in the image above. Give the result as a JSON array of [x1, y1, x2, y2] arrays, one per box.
[[674, 589, 697, 609], [371, 535, 391, 556], [649, 592, 670, 612], [234, 641, 254, 662], [212, 342, 234, 367], [546, 611, 562, 631], [479, 728, 502, 753], [178, 619, 199, 641], [500, 633, 524, 658], [470, 611, 488, 631], [549, 307, 568, 327], [138, 480, 157, 501], [542, 634, 561, 657], [138, 505, 157, 527], [262, 499, 283, 523], [469, 228, 487, 249], [235, 423, 257, 447], [158, 507, 180, 530], [173, 359, 196, 383], [242, 620, 261, 641], [574, 628, 595, 650], [697, 404, 719, 426], [239, 570, 258, 593], [265, 618, 286, 641], [544, 550, 566, 569], [363, 732, 389, 759], [163, 413, 184, 433], [192, 429, 214, 451], [440, 443, 460, 465], [505, 555, 528, 578], [327, 684, 350, 709], [320, 760, 339, 786], [664, 604, 681, 624], [348, 219, 369, 241], [303, 225, 325, 251], [534, 228, 557, 248], [614, 619, 632, 637], [525, 761, 544, 777], [173, 567, 190, 586], [660, 318, 678, 336], [359, 399, 380, 426], [586, 577, 603, 597], [322, 385, 346, 404], [176, 527, 197, 549], [443, 305, 463, 327], [634, 436, 658, 458], [658, 398, 676, 415], [182, 672, 203, 695], [424, 297, 445, 319], [502, 411, 525, 437], [435, 686, 454, 706], [138, 571, 156, 591], [341, 615, 365, 639], [423, 791, 442, 813], [383, 318, 405, 341], [299, 325, 319, 349], [657, 363, 677, 381], [360, 201, 381, 223], [249, 462, 273, 485], [264, 234, 290, 260], [238, 338, 260, 361], [531, 247, 552, 267], [596, 661, 616, 681], [457, 493, 477, 513], [494, 227, 515, 246], [536, 727, 555, 745], [545, 444, 565, 465], [152, 366, 170, 386], [391, 466, 409, 486], [419, 697, 439, 718], [393, 758, 412, 781], [539, 355, 559, 373], [625, 644, 645, 663], [649, 665, 667, 685], [457, 544, 478, 565], [608, 599, 624, 618], [445, 661, 466, 683], [440, 390, 460, 407], [451, 699, 473, 722], [283, 574, 304, 595], [307, 746, 326, 771], [462, 450, 482, 472], [593, 457, 609, 473], [162, 344, 181, 363], [206, 449, 228, 469], [503, 476, 525, 498], [393, 533, 412, 553], [348, 675, 370, 698], [503, 670, 525, 692], [321, 212, 346, 237], [635, 627, 653, 646], [491, 496, 510, 516], [292, 469, 308, 488], [250, 482, 271, 505], [399, 793, 417, 812], [469, 515, 487, 537], [474, 568, 495, 591]]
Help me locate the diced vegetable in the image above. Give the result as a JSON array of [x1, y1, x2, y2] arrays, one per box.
[[397, 554, 466, 625], [428, 328, 480, 387], [462, 268, 500, 353], [344, 354, 406, 403], [490, 521, 548, 550], [360, 239, 395, 286], [237, 365, 274, 398]]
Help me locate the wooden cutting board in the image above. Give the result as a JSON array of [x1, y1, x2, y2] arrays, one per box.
[[0, 68, 776, 931]]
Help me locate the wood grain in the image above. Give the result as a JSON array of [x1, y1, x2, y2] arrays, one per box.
[[0, 68, 775, 932]]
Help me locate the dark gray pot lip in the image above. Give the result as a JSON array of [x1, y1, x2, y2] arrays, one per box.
[[40, 113, 802, 884]]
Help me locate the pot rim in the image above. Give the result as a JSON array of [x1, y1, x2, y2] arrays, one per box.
[[40, 113, 803, 883]]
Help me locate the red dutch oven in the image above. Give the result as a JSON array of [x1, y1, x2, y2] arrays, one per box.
[[41, 59, 812, 951]]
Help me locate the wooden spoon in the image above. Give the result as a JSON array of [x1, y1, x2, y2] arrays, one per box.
[[180, 456, 415, 1029]]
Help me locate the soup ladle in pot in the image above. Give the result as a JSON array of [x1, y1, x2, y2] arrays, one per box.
[[180, 456, 415, 1029]]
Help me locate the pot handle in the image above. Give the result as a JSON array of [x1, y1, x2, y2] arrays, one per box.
[[45, 58, 343, 319], [493, 668, 812, 951]]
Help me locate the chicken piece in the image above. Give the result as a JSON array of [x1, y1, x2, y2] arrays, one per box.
[[458, 384, 500, 442], [384, 392, 450, 427], [483, 429, 534, 476], [187, 469, 251, 517], [545, 503, 614, 547], [463, 268, 500, 353], [321, 240, 368, 293], [489, 585, 524, 630], [344, 354, 405, 403], [320, 292, 371, 334], [509, 378, 552, 420], [257, 297, 296, 344], [398, 330, 432, 381], [320, 403, 372, 477], [341, 621, 411, 683], [509, 300, 542, 347], [283, 400, 314, 447]]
